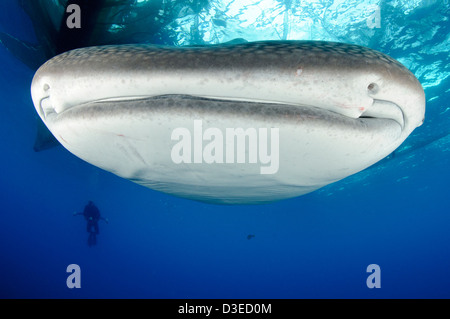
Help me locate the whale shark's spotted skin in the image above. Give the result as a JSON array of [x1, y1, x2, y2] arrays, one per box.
[[42, 41, 408, 74]]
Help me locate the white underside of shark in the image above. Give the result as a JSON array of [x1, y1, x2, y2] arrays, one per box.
[[31, 41, 425, 204]]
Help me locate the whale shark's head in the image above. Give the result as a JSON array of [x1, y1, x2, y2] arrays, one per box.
[[31, 41, 425, 204]]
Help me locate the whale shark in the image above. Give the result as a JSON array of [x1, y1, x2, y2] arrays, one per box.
[[30, 41, 425, 204]]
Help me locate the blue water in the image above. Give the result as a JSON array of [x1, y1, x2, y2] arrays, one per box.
[[0, 0, 449, 298]]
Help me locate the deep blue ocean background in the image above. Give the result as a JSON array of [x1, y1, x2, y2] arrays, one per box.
[[0, 0, 449, 298]]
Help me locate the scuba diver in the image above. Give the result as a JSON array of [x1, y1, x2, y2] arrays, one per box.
[[74, 201, 108, 246]]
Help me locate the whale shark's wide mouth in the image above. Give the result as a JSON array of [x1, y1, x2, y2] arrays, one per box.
[[37, 94, 405, 131], [360, 99, 404, 129]]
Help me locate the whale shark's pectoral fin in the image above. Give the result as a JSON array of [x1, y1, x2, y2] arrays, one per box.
[[33, 118, 60, 152], [0, 32, 60, 151], [0, 32, 47, 71]]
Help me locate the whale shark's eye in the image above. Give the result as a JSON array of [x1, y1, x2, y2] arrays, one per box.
[[367, 82, 379, 94]]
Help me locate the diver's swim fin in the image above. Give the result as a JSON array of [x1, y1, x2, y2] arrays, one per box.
[[88, 232, 97, 247]]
